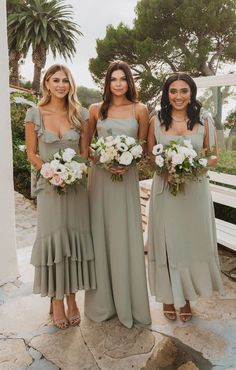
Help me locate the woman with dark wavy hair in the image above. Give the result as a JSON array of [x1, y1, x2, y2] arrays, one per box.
[[147, 72, 224, 322], [84, 60, 151, 328]]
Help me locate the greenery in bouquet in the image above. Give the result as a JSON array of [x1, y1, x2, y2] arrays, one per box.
[[152, 140, 209, 196], [39, 148, 90, 195], [91, 134, 143, 181]]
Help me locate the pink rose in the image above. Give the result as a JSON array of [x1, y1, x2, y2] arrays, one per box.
[[40, 163, 54, 179], [49, 174, 64, 186]]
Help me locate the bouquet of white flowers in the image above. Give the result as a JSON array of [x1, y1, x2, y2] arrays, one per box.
[[152, 140, 208, 196], [91, 134, 143, 181], [39, 148, 89, 194]]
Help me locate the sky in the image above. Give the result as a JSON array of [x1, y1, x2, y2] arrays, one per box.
[[20, 0, 138, 88]]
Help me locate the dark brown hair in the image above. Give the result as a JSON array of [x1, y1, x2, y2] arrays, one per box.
[[159, 72, 202, 131], [100, 60, 138, 120]]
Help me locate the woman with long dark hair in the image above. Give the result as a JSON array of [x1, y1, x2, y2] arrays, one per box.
[[147, 73, 224, 322], [84, 60, 151, 328], [25, 64, 96, 329]]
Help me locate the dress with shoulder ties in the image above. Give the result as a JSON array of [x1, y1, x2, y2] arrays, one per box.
[[147, 114, 224, 308], [25, 106, 96, 299]]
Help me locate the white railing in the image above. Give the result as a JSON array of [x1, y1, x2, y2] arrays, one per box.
[[139, 171, 236, 252]]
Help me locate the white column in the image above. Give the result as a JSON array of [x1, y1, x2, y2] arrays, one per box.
[[0, 0, 18, 284]]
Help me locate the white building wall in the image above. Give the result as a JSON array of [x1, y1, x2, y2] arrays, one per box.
[[0, 0, 18, 284]]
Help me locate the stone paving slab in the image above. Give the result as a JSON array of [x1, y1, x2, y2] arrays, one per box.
[[0, 339, 32, 370], [0, 191, 234, 370]]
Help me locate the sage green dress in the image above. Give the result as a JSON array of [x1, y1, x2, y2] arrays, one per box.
[[148, 118, 224, 308], [84, 115, 151, 328], [25, 107, 96, 299]]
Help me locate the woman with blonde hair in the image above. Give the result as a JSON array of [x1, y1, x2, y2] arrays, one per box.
[[25, 64, 96, 329]]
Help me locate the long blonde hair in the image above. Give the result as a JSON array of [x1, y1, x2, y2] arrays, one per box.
[[38, 64, 83, 130]]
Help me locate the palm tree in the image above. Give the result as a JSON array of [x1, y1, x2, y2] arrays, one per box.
[[8, 0, 82, 92], [7, 0, 25, 86]]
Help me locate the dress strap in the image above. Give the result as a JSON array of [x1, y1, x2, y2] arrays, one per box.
[[132, 103, 136, 119], [200, 108, 216, 148], [197, 122, 205, 135]]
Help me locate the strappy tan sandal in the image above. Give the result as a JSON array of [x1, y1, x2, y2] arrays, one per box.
[[179, 300, 192, 322], [66, 294, 81, 327], [67, 311, 81, 327], [163, 304, 177, 321], [50, 297, 69, 330]]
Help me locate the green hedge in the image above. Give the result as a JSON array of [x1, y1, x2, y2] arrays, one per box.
[[11, 91, 37, 198], [215, 150, 236, 175]]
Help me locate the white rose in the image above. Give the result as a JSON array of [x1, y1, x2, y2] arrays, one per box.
[[199, 158, 208, 167], [183, 139, 193, 149], [125, 136, 136, 146], [66, 161, 85, 178], [64, 172, 76, 184], [188, 149, 197, 158], [155, 155, 164, 167], [118, 151, 133, 166], [100, 150, 111, 164], [40, 163, 54, 179], [130, 145, 143, 158], [62, 148, 76, 162], [114, 136, 121, 144], [171, 153, 185, 166], [105, 136, 115, 147], [152, 144, 163, 155], [107, 146, 118, 160], [178, 146, 190, 157], [166, 149, 177, 159]]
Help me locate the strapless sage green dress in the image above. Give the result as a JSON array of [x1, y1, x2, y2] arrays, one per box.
[[84, 115, 151, 328], [25, 107, 96, 299], [148, 118, 224, 308]]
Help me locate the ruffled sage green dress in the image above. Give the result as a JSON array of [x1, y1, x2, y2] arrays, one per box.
[[148, 117, 224, 308], [25, 107, 96, 299], [84, 115, 151, 328]]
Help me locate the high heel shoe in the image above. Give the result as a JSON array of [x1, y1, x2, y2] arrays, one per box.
[[179, 300, 192, 322], [49, 297, 69, 330], [163, 303, 177, 321], [66, 294, 81, 327], [67, 312, 81, 327]]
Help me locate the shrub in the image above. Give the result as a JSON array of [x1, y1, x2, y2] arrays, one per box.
[[215, 151, 236, 175], [11, 91, 37, 198]]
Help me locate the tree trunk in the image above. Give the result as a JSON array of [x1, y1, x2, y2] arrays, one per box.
[[199, 62, 215, 77], [200, 63, 225, 149], [32, 43, 47, 93], [9, 49, 21, 86], [32, 63, 42, 93], [213, 87, 225, 150], [226, 125, 236, 151]]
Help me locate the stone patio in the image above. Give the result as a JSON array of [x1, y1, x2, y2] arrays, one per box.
[[0, 192, 236, 370]]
